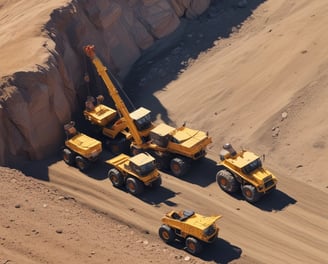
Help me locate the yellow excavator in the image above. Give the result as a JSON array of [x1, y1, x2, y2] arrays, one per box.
[[83, 94, 130, 154], [84, 45, 212, 177]]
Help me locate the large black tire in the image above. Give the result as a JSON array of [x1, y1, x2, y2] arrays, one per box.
[[75, 156, 89, 171], [62, 148, 75, 165], [170, 157, 190, 177], [152, 151, 171, 171], [126, 177, 144, 195], [155, 156, 170, 171], [158, 225, 175, 243], [151, 176, 162, 188], [185, 237, 203, 255], [216, 169, 239, 193], [108, 168, 124, 188], [241, 185, 261, 203]]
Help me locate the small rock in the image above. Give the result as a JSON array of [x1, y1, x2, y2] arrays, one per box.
[[296, 164, 303, 168], [231, 26, 239, 33], [272, 126, 280, 137], [56, 229, 63, 234], [281, 111, 288, 121], [184, 256, 191, 261], [15, 204, 21, 208]]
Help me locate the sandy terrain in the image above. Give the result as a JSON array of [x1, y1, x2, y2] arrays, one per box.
[[1, 0, 328, 264]]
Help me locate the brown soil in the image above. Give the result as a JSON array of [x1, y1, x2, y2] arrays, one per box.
[[2, 1, 328, 264]]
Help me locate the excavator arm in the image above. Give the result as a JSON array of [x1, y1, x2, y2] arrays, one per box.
[[83, 45, 143, 146]]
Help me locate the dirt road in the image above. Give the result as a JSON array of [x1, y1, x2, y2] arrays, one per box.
[[46, 149, 328, 264]]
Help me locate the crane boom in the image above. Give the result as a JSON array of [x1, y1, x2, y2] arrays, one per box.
[[83, 45, 212, 177], [84, 45, 143, 146]]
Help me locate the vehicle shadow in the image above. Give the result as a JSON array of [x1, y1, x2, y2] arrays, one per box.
[[139, 186, 179, 206], [199, 238, 242, 263], [167, 237, 242, 264], [156, 156, 218, 187], [178, 157, 218, 187], [229, 188, 297, 211], [254, 189, 297, 211], [82, 152, 114, 180]]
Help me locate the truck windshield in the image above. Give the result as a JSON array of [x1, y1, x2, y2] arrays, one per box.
[[242, 158, 262, 174], [135, 161, 156, 176], [134, 113, 152, 131]]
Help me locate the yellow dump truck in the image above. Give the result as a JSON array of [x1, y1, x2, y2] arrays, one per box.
[[159, 210, 221, 255], [216, 143, 277, 203], [63, 121, 102, 171], [148, 123, 212, 176], [106, 152, 161, 195]]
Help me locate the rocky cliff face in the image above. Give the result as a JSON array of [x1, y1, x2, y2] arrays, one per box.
[[0, 0, 210, 166]]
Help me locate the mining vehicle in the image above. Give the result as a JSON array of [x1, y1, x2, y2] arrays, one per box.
[[62, 121, 102, 171], [83, 94, 130, 154], [159, 210, 222, 255], [216, 143, 277, 203], [83, 45, 212, 177], [106, 152, 161, 195]]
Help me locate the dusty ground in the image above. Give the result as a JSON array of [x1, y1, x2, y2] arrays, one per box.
[[2, 0, 328, 263]]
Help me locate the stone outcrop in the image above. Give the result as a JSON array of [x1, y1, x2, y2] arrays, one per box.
[[0, 0, 210, 166]]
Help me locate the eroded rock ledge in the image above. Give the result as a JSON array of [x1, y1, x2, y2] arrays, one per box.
[[0, 0, 210, 165]]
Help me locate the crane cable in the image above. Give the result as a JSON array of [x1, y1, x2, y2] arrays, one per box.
[[83, 47, 137, 112], [107, 67, 136, 111], [104, 46, 136, 111]]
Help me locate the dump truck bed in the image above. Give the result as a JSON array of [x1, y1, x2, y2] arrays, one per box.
[[84, 104, 117, 126], [106, 153, 130, 167], [65, 133, 102, 158]]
